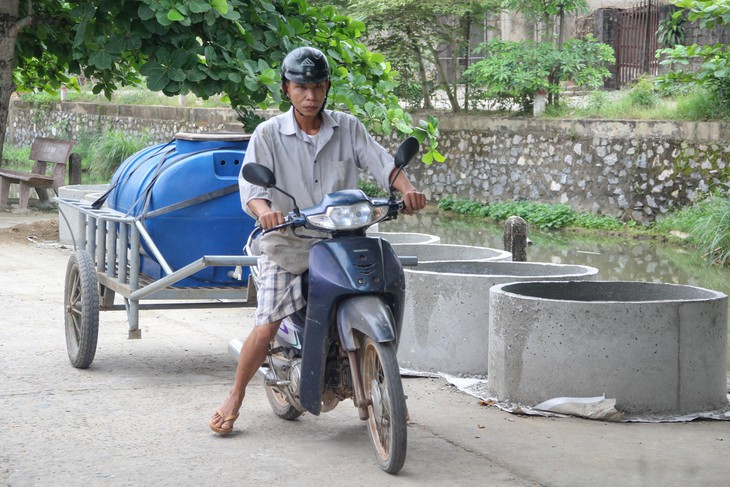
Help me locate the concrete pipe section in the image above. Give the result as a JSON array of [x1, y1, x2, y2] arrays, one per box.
[[398, 261, 598, 376], [368, 231, 441, 244], [392, 243, 511, 263], [488, 281, 728, 416]]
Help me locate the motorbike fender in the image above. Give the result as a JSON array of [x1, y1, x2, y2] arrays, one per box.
[[336, 296, 396, 352], [299, 238, 404, 416]]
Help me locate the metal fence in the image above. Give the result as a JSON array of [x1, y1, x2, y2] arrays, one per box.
[[615, 0, 670, 88]]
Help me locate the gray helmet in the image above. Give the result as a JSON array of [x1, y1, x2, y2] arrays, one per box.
[[281, 46, 330, 84]]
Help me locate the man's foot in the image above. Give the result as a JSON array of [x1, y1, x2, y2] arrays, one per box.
[[209, 408, 240, 435]]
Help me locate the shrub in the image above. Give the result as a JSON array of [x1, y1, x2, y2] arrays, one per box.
[[88, 130, 152, 181], [689, 191, 730, 267], [627, 76, 658, 108], [1, 144, 32, 168]]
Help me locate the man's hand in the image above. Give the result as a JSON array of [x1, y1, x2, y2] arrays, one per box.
[[257, 209, 286, 230], [248, 199, 285, 230], [389, 169, 426, 215], [401, 190, 426, 215]]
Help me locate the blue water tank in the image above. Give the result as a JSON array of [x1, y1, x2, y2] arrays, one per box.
[[108, 132, 255, 287]]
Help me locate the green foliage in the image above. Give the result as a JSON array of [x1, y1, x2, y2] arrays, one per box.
[[350, 0, 499, 113], [657, 9, 687, 48], [674, 89, 730, 120], [12, 0, 443, 164], [86, 130, 153, 180], [1, 144, 32, 168], [657, 0, 730, 106], [586, 89, 610, 112], [463, 36, 614, 112], [358, 180, 388, 197], [653, 198, 712, 235], [690, 191, 730, 267], [626, 76, 659, 108], [561, 81, 730, 121], [438, 196, 631, 231], [572, 212, 626, 231], [654, 189, 730, 267], [505, 0, 588, 23]]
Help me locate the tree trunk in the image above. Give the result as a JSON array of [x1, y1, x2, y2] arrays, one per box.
[[0, 1, 25, 157], [429, 45, 460, 112], [463, 14, 471, 112], [450, 39, 460, 112], [412, 43, 432, 110]]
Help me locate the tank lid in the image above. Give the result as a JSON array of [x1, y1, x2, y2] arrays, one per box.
[[174, 132, 251, 141]]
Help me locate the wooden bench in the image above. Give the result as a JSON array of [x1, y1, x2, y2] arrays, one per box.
[[0, 138, 76, 209]]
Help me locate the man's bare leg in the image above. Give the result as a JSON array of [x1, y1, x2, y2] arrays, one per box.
[[209, 320, 281, 433]]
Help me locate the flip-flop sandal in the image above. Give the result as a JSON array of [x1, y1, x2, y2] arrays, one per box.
[[209, 409, 240, 435]]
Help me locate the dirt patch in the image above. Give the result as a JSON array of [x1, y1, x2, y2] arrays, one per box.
[[0, 219, 59, 245]]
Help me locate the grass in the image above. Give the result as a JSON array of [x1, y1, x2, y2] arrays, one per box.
[[19, 85, 230, 109], [438, 196, 630, 231], [85, 130, 153, 180], [1, 144, 32, 168], [655, 191, 730, 267], [550, 80, 730, 122], [2, 129, 153, 183]]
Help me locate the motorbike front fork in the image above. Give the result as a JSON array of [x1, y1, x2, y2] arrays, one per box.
[[347, 350, 370, 420]]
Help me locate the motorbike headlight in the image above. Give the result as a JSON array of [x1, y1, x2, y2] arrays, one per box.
[[307, 202, 389, 231]]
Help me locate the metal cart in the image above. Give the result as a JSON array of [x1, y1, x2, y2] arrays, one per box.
[[56, 197, 258, 369]]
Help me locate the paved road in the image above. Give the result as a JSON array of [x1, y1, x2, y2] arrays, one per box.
[[1, 212, 729, 486]]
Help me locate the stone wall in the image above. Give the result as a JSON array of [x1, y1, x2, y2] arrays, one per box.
[[403, 115, 730, 223], [6, 99, 729, 223]]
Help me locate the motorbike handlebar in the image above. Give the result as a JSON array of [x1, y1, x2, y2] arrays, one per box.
[[259, 199, 404, 236]]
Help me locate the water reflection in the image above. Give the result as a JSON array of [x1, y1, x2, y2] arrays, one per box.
[[382, 210, 730, 295]]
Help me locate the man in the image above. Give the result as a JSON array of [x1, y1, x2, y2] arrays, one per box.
[[210, 46, 426, 434]]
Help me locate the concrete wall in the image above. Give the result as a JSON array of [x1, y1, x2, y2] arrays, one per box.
[[6, 100, 730, 223]]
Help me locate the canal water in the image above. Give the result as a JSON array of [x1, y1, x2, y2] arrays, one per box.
[[380, 210, 730, 369]]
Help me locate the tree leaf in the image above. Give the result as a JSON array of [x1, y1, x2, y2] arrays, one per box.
[[89, 50, 112, 70], [167, 9, 185, 22], [211, 0, 229, 15], [140, 61, 169, 91], [168, 67, 186, 82], [188, 0, 211, 14], [138, 4, 155, 21]]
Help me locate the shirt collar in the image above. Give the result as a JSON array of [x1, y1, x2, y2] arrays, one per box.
[[279, 107, 339, 137]]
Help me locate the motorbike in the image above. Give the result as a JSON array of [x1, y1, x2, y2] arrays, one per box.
[[232, 136, 420, 474]]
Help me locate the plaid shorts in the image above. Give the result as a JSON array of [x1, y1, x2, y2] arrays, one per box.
[[253, 253, 306, 327]]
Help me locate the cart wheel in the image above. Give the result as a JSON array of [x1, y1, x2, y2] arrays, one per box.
[[64, 250, 100, 368]]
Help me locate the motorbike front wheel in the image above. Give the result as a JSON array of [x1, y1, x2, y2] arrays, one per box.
[[360, 336, 407, 474]]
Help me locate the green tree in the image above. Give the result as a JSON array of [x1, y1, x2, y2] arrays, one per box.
[[463, 36, 614, 112], [657, 0, 730, 106], [505, 0, 588, 48], [1, 0, 442, 164], [351, 0, 499, 112]]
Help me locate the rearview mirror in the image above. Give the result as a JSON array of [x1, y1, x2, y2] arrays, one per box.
[[242, 163, 276, 188], [394, 136, 420, 168]]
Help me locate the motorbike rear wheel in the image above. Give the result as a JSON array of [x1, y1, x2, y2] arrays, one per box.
[[360, 336, 407, 474], [265, 385, 304, 421]]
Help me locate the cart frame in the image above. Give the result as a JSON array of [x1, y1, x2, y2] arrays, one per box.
[[56, 197, 258, 367]]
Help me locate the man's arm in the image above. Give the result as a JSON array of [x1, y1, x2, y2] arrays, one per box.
[[248, 198, 285, 230], [389, 169, 426, 215]]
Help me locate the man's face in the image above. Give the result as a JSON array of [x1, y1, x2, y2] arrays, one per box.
[[285, 80, 329, 118]]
